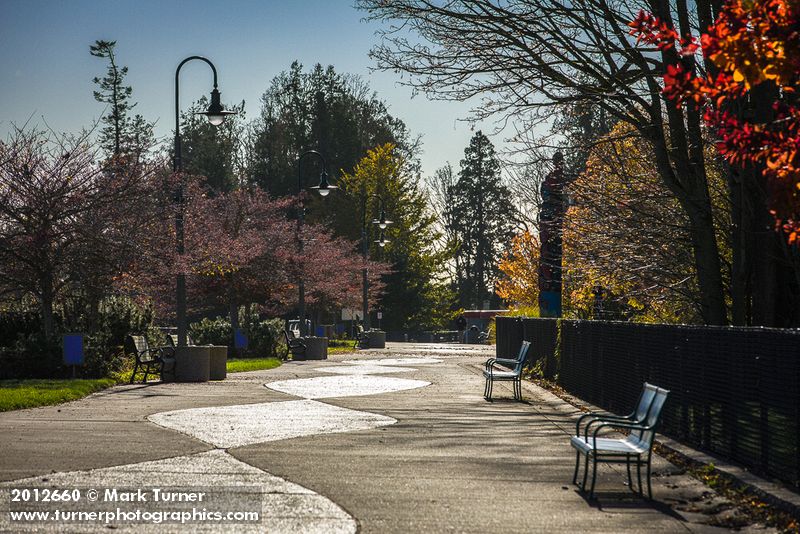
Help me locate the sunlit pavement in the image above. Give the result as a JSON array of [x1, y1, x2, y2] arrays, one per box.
[[0, 343, 765, 533]]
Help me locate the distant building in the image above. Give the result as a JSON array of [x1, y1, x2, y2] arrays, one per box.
[[462, 309, 508, 332]]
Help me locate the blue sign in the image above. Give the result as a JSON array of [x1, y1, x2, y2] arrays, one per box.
[[234, 329, 248, 349], [63, 334, 84, 365], [539, 291, 562, 318]]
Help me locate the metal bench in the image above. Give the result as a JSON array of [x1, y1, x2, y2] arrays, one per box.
[[165, 333, 194, 348], [283, 330, 306, 360], [354, 325, 368, 349], [570, 383, 669, 499], [126, 335, 167, 384], [483, 340, 531, 401]]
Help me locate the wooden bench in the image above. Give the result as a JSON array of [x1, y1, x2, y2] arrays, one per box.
[[283, 330, 306, 360], [126, 335, 167, 384], [483, 340, 531, 401], [570, 383, 669, 499]]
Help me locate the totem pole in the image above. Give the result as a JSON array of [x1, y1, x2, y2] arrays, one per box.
[[537, 152, 567, 317]]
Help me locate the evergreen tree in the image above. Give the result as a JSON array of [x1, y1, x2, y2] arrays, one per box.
[[338, 144, 453, 330], [90, 40, 153, 159], [245, 62, 417, 198], [178, 97, 246, 193], [447, 131, 517, 309]]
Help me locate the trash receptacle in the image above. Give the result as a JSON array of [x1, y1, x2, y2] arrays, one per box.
[[303, 337, 328, 360], [367, 330, 386, 348], [466, 326, 479, 344]]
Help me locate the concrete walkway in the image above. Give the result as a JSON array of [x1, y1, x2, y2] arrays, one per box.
[[0, 343, 772, 532]]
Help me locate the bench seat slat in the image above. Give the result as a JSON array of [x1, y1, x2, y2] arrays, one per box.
[[482, 370, 519, 380], [570, 436, 649, 455]]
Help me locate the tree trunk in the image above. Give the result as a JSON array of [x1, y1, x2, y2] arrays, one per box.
[[748, 82, 782, 327], [228, 276, 240, 357], [40, 276, 55, 339], [686, 208, 728, 325], [647, 124, 728, 325], [727, 160, 750, 325]]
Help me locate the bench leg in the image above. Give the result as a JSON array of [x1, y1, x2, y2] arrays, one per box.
[[572, 450, 581, 485], [589, 455, 598, 499], [646, 452, 653, 500], [637, 457, 643, 497], [582, 452, 590, 490], [129, 362, 138, 384], [626, 456, 633, 491]]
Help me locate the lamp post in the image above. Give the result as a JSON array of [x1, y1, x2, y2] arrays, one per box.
[[296, 150, 336, 337], [173, 56, 236, 347], [361, 194, 391, 331]]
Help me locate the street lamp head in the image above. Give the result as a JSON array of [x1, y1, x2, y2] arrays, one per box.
[[372, 209, 394, 230], [198, 88, 236, 126], [375, 232, 389, 247], [310, 169, 338, 197]]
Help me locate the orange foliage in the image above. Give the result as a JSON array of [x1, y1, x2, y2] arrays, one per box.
[[630, 0, 800, 242]]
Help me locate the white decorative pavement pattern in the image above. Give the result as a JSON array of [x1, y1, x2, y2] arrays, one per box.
[[148, 399, 397, 448], [0, 450, 355, 533], [1, 354, 442, 532], [318, 364, 416, 375], [264, 375, 430, 399]]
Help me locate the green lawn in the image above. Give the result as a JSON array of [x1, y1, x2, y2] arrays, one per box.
[[0, 356, 285, 413], [226, 357, 282, 373], [0, 378, 116, 412]]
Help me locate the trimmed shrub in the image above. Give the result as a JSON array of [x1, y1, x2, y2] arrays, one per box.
[[189, 316, 232, 347], [0, 296, 156, 379], [189, 310, 284, 359]]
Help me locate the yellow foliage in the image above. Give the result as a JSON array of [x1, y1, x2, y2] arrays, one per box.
[[496, 230, 541, 308]]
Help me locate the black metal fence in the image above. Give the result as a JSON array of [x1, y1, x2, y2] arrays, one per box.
[[496, 316, 800, 488]]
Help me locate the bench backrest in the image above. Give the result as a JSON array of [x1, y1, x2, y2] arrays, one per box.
[[125, 335, 159, 363], [628, 386, 670, 449], [284, 330, 302, 346], [634, 383, 659, 422], [513, 341, 531, 374], [125, 335, 149, 354], [167, 334, 193, 347]]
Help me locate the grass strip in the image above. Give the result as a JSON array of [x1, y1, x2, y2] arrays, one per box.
[[0, 378, 116, 412], [226, 358, 282, 373]]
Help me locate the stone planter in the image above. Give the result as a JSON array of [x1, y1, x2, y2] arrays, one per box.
[[208, 345, 227, 380], [367, 330, 386, 349], [174, 346, 210, 382], [302, 336, 328, 360]]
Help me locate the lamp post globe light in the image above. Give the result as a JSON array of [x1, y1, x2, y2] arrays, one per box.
[[173, 56, 236, 347], [362, 194, 391, 332], [296, 150, 336, 337]]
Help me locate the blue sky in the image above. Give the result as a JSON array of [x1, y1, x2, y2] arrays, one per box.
[[0, 0, 504, 178]]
